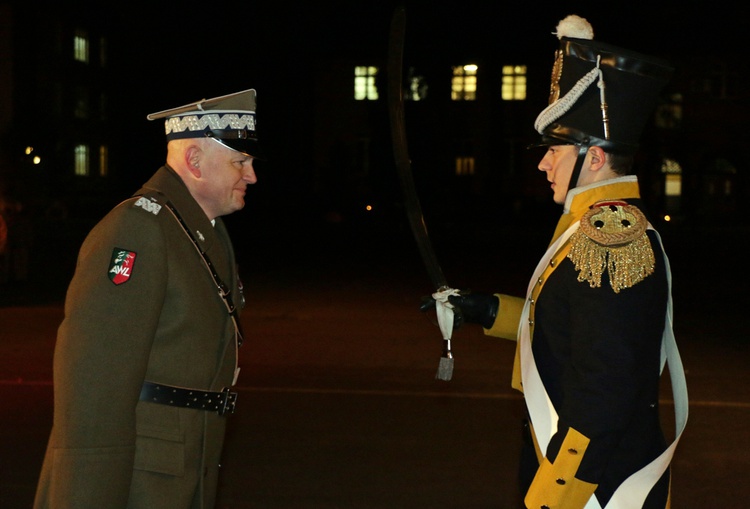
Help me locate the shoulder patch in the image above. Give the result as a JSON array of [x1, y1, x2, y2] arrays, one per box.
[[134, 196, 162, 215], [567, 201, 655, 293], [109, 248, 137, 285]]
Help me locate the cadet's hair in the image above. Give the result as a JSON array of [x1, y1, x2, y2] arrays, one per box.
[[607, 152, 635, 175]]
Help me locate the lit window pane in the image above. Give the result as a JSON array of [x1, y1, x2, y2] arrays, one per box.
[[74, 30, 89, 63], [452, 65, 478, 101], [660, 158, 682, 174], [455, 156, 475, 176], [502, 65, 526, 101], [354, 66, 379, 100], [99, 145, 108, 177], [75, 145, 89, 176], [665, 173, 682, 196]]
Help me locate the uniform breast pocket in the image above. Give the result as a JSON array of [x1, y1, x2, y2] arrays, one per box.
[[134, 402, 185, 476]]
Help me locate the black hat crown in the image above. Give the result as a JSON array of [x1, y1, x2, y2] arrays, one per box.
[[534, 15, 673, 154]]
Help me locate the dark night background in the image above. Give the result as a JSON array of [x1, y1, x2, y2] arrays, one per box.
[[2, 0, 746, 300]]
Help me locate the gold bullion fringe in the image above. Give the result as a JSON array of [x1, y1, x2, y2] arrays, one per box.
[[568, 230, 655, 293]]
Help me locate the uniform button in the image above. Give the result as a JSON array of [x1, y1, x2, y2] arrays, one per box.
[[550, 260, 556, 266], [537, 277, 544, 285], [568, 448, 578, 455], [528, 319, 534, 326], [556, 478, 566, 485]]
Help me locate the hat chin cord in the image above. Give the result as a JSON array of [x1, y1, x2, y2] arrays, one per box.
[[567, 143, 590, 194]]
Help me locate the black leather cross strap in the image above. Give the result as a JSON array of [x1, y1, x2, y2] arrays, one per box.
[[131, 191, 245, 347], [161, 199, 245, 347], [139, 381, 237, 416]]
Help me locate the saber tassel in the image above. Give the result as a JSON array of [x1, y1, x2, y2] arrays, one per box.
[[436, 339, 454, 381], [432, 287, 460, 381]]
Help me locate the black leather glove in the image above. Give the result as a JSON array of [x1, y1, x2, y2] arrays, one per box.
[[420, 291, 499, 329]]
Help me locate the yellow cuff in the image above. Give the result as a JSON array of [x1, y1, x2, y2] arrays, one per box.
[[484, 293, 523, 340], [524, 427, 598, 509]]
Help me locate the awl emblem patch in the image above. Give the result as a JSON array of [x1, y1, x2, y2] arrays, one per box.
[[109, 248, 137, 285]]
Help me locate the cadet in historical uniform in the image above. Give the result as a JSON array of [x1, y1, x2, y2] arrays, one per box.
[[427, 15, 688, 509], [34, 89, 262, 509]]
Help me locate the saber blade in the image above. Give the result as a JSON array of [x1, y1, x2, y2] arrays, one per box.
[[387, 6, 453, 380]]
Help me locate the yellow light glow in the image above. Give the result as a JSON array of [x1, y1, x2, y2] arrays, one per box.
[[33, 156, 41, 165], [464, 64, 478, 72], [365, 205, 373, 211], [25, 146, 33, 155], [664, 215, 671, 222]]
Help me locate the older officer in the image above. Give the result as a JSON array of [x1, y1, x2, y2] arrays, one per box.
[[34, 89, 261, 509], [431, 15, 688, 509]]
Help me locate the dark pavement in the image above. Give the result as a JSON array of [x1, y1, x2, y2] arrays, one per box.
[[1, 218, 748, 508]]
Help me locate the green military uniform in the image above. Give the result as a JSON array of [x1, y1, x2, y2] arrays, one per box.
[[34, 165, 243, 508]]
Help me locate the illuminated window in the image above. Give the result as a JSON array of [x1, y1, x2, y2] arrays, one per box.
[[661, 158, 682, 196], [74, 30, 89, 63], [452, 65, 477, 101], [74, 144, 89, 176], [354, 66, 379, 100], [99, 145, 109, 177], [455, 156, 475, 176], [407, 68, 427, 101], [502, 65, 527, 100]]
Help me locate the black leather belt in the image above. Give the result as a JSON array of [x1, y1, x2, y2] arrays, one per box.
[[139, 381, 237, 416]]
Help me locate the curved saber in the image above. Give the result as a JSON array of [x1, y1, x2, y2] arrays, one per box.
[[387, 6, 447, 291], [387, 6, 455, 380]]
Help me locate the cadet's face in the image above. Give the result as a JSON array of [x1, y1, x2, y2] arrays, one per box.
[[198, 140, 257, 219], [537, 145, 579, 204]]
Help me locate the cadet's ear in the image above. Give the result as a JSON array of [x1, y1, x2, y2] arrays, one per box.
[[588, 146, 607, 171]]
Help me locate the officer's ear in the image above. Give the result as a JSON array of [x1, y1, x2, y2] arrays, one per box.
[[185, 145, 203, 177]]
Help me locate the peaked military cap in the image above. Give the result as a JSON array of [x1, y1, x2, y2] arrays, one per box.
[[147, 89, 263, 159]]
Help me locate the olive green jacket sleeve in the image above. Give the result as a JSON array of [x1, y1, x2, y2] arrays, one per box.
[[34, 201, 168, 507]]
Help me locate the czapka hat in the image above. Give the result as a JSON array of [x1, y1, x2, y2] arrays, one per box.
[[533, 15, 673, 155]]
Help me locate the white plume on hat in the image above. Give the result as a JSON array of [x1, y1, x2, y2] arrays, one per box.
[[534, 14, 599, 135], [553, 14, 594, 40]]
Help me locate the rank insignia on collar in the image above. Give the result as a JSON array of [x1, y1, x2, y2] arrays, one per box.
[[109, 248, 137, 285], [568, 201, 655, 293]]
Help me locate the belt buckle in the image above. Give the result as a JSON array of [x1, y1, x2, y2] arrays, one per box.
[[218, 387, 238, 416]]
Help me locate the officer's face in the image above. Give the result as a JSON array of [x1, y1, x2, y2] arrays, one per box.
[[537, 144, 580, 205], [195, 139, 257, 219]]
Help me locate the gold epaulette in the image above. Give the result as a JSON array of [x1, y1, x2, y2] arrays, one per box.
[[568, 200, 655, 293]]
